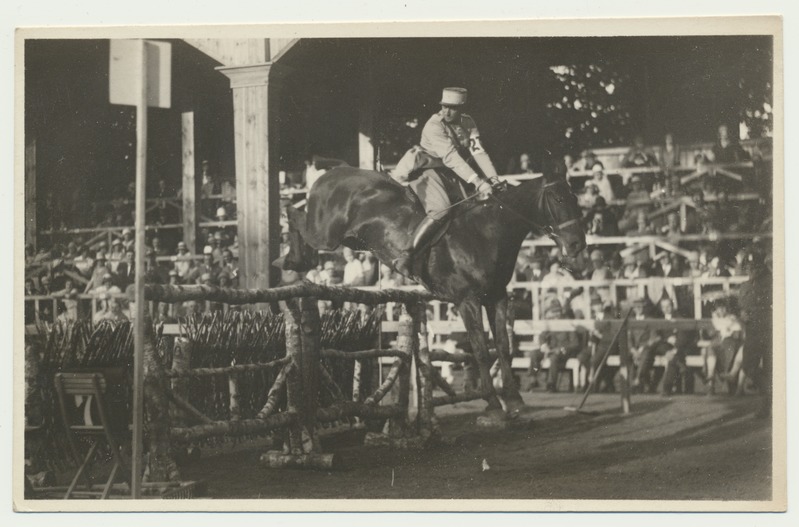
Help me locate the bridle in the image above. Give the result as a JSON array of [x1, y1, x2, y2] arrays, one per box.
[[492, 178, 581, 244]]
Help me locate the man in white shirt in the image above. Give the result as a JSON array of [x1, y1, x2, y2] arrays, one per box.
[[342, 247, 364, 287]]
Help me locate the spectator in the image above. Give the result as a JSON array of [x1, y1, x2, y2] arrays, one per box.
[[578, 182, 600, 210], [704, 298, 743, 395], [586, 249, 611, 280], [658, 132, 681, 175], [115, 250, 136, 289], [360, 251, 379, 286], [506, 152, 534, 175], [145, 249, 168, 284], [84, 252, 111, 293], [573, 150, 599, 173], [590, 163, 616, 202], [151, 236, 169, 259], [708, 124, 749, 165], [93, 294, 128, 324], [122, 228, 134, 252], [73, 246, 94, 278], [621, 134, 657, 171], [210, 232, 225, 264], [530, 300, 586, 393], [626, 209, 655, 236], [587, 197, 620, 236], [173, 241, 194, 279], [220, 249, 238, 284], [580, 296, 618, 393], [189, 246, 220, 285], [659, 211, 683, 237], [108, 238, 125, 273], [342, 247, 365, 287]]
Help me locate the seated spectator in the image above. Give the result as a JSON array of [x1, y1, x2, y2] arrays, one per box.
[[122, 228, 134, 252], [578, 183, 600, 210], [220, 249, 238, 285], [708, 124, 750, 165], [93, 294, 129, 324], [108, 238, 125, 273], [586, 197, 620, 236], [579, 296, 618, 393], [529, 300, 586, 392], [151, 236, 169, 259], [621, 134, 657, 171], [625, 210, 655, 236], [84, 252, 111, 293], [632, 297, 693, 395], [188, 246, 220, 285], [173, 241, 194, 279], [659, 211, 683, 237], [144, 248, 168, 284], [541, 260, 575, 289], [73, 246, 95, 278], [590, 163, 616, 202], [573, 150, 599, 173], [506, 152, 535, 175], [704, 298, 743, 395]]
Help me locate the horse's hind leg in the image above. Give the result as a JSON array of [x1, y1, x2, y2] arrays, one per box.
[[458, 298, 503, 414], [485, 296, 525, 414]]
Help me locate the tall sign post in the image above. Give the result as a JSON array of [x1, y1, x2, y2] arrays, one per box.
[[109, 39, 171, 498]]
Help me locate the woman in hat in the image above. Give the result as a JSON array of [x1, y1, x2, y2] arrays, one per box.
[[392, 87, 502, 274]]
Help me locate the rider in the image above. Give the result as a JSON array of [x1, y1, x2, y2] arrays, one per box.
[[392, 87, 502, 274]]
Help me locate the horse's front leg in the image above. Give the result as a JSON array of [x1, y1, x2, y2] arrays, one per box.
[[486, 295, 525, 413], [458, 298, 503, 413]]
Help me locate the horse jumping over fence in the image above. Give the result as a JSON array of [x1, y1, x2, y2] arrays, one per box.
[[282, 164, 586, 423]]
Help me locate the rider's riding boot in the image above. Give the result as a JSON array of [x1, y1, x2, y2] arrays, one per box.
[[393, 215, 442, 276]]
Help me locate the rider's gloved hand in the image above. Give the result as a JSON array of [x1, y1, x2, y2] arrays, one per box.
[[476, 179, 494, 200]]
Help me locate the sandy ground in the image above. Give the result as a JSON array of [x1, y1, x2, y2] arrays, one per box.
[[178, 391, 772, 501]]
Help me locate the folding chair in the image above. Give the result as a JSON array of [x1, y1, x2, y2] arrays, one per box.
[[54, 371, 129, 499]]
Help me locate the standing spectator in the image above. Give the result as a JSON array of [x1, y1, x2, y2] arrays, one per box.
[[658, 132, 681, 175], [737, 244, 773, 417], [342, 247, 365, 287], [709, 124, 750, 165], [361, 252, 379, 286], [173, 241, 194, 280], [115, 250, 136, 289]]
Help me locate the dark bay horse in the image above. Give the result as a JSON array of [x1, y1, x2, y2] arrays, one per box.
[[286, 166, 586, 417]]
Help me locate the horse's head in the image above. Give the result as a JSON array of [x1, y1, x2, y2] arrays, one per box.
[[273, 207, 318, 273], [536, 169, 586, 260]]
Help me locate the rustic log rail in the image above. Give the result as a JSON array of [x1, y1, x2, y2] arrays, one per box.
[[137, 282, 438, 469]]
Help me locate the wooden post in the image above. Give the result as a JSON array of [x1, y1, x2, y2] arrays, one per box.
[[391, 307, 413, 436], [693, 280, 703, 320], [617, 322, 632, 414], [170, 338, 192, 427], [358, 60, 376, 170], [181, 112, 198, 253], [299, 296, 321, 447], [131, 41, 148, 498], [218, 63, 287, 289], [24, 140, 36, 249], [412, 302, 436, 441]]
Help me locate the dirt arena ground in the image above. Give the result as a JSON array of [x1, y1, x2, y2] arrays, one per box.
[[179, 392, 772, 501]]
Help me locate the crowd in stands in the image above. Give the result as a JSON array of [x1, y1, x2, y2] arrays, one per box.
[[25, 127, 773, 398]]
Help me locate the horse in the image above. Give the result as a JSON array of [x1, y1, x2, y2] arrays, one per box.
[[283, 165, 586, 419]]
